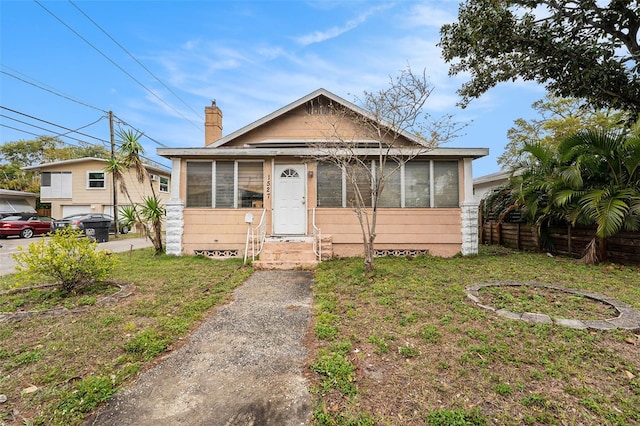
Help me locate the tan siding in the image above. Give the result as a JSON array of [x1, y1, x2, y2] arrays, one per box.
[[182, 208, 268, 254], [315, 208, 462, 257], [224, 105, 413, 147]]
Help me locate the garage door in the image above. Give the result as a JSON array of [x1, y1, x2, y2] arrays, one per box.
[[62, 205, 91, 217]]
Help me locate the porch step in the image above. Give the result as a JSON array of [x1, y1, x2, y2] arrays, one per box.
[[253, 240, 318, 270]]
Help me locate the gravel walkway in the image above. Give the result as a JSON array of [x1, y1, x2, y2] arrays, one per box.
[[86, 270, 314, 426]]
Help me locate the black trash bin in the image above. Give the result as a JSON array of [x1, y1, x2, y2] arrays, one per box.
[[82, 219, 110, 243]]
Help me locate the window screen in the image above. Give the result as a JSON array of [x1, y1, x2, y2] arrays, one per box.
[[346, 162, 372, 208], [433, 161, 459, 207], [377, 161, 401, 207], [238, 162, 263, 208], [215, 161, 234, 208], [316, 162, 343, 207], [186, 162, 212, 207], [405, 161, 430, 207]]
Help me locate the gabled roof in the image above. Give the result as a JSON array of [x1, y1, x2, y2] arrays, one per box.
[[22, 157, 171, 174], [208, 88, 432, 149]]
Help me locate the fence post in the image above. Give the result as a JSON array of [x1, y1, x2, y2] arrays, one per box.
[[516, 223, 521, 250], [567, 225, 572, 257]]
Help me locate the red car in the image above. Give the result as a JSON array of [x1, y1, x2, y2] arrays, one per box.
[[0, 213, 55, 239]]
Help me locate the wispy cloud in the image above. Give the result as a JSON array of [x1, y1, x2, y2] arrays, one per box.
[[403, 3, 457, 28], [295, 3, 394, 46]]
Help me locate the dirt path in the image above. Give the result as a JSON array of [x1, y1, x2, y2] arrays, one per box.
[[85, 270, 314, 426]]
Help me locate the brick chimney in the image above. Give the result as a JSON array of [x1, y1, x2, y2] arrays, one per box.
[[204, 100, 223, 146]]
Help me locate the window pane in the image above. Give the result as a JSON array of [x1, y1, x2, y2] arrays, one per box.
[[186, 162, 212, 207], [88, 172, 105, 188], [405, 161, 430, 207], [317, 162, 342, 207], [433, 161, 459, 207], [160, 177, 169, 193], [238, 162, 263, 208], [346, 162, 371, 208], [378, 161, 401, 207], [41, 172, 51, 187], [215, 161, 234, 208]]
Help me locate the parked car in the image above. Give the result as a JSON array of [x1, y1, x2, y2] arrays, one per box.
[[51, 213, 130, 235], [0, 213, 55, 238]]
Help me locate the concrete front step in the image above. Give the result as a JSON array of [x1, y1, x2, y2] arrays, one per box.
[[252, 260, 319, 270], [253, 240, 319, 270]]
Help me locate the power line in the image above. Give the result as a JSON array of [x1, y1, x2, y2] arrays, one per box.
[[0, 121, 107, 148], [33, 0, 202, 131], [1, 106, 109, 144], [112, 114, 169, 148], [1, 66, 173, 151], [68, 0, 203, 122], [0, 66, 106, 112], [1, 120, 169, 170]]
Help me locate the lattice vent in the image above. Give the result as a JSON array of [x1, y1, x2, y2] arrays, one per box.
[[374, 249, 430, 258], [194, 249, 239, 259]]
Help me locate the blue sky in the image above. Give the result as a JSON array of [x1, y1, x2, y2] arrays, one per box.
[[1, 0, 546, 177]]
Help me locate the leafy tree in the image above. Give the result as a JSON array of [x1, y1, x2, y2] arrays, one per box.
[[499, 96, 631, 168], [440, 0, 640, 115]]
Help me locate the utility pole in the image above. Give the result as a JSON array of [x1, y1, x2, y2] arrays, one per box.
[[109, 111, 119, 236]]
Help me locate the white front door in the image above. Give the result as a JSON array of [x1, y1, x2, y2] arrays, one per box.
[[273, 164, 306, 235]]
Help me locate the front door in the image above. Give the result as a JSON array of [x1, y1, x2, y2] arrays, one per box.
[[273, 164, 306, 235]]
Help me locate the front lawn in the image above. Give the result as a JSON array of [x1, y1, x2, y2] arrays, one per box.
[[309, 247, 640, 425], [0, 249, 252, 425]]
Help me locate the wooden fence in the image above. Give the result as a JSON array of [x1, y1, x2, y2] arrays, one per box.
[[481, 221, 640, 265]]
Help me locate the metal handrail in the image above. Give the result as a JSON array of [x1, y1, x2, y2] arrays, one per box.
[[244, 209, 267, 264], [252, 209, 267, 260], [312, 208, 322, 261]]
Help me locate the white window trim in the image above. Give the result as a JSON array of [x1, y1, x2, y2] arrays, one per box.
[[87, 170, 106, 190], [159, 176, 170, 193]]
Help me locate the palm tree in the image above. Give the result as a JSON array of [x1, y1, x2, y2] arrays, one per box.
[[140, 195, 165, 255], [110, 127, 165, 254], [558, 129, 640, 262], [508, 128, 640, 263]]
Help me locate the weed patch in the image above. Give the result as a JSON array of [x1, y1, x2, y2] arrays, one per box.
[[308, 249, 640, 425]]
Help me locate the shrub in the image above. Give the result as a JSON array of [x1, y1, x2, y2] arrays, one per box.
[[12, 228, 117, 292]]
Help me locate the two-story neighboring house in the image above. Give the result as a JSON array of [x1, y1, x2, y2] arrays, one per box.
[[23, 157, 171, 219]]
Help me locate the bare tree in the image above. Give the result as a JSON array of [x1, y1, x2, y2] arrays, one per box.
[[311, 67, 464, 272]]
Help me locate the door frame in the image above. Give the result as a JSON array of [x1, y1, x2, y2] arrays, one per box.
[[272, 163, 307, 235]]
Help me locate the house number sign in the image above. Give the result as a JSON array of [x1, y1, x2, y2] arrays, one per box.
[[266, 174, 271, 199]]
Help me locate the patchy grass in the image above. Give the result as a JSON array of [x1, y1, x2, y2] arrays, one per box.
[[0, 249, 252, 425], [309, 247, 640, 425]]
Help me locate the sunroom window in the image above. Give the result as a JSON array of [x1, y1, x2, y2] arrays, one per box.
[[316, 160, 458, 208], [186, 161, 264, 208]]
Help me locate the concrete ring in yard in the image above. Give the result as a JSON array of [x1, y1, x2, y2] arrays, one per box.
[[465, 281, 640, 332]]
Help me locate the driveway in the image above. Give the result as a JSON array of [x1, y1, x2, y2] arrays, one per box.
[[85, 270, 314, 426], [0, 236, 153, 276]]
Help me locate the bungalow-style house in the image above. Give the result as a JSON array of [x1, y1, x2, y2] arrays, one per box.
[[23, 157, 171, 219], [0, 189, 38, 215], [158, 89, 488, 268]]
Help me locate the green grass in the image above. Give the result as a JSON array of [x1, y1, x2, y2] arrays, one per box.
[[309, 247, 640, 425], [0, 248, 252, 425]]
